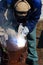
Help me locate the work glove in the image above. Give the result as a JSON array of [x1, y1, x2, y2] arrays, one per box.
[[18, 24, 29, 38], [22, 26, 29, 37]]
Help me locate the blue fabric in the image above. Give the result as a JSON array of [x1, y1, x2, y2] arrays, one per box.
[[0, 0, 6, 9], [6, 0, 13, 4], [0, 0, 3, 8], [0, 0, 13, 9], [32, 0, 41, 8], [0, 0, 42, 33], [26, 0, 42, 33]]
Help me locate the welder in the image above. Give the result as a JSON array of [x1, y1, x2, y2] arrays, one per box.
[[0, 0, 42, 65]]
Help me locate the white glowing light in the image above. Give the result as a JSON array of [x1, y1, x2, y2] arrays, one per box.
[[7, 35, 26, 51], [0, 0, 1, 1], [17, 35, 26, 48]]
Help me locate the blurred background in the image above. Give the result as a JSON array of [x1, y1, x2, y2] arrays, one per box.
[[36, 0, 43, 65]]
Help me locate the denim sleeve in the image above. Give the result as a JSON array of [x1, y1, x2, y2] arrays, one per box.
[[26, 0, 42, 33]]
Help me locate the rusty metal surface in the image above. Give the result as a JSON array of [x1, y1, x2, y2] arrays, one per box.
[[7, 42, 27, 65], [36, 20, 43, 65]]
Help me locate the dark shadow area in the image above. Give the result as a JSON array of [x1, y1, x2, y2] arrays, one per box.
[[37, 30, 43, 48]]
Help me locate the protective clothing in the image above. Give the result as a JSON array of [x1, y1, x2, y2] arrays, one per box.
[[6, 0, 12, 4], [0, 0, 41, 32], [13, 0, 42, 33], [18, 24, 29, 37], [25, 0, 42, 33], [6, 0, 13, 7]]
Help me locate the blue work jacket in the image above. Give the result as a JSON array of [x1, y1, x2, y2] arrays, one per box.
[[26, 0, 42, 33], [0, 0, 42, 33]]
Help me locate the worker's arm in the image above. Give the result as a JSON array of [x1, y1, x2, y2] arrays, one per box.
[[26, 0, 42, 33]]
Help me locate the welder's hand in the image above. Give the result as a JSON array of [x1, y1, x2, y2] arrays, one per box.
[[22, 26, 29, 37], [18, 23, 24, 35], [18, 24, 29, 37]]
